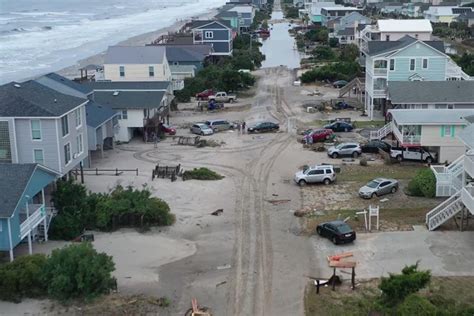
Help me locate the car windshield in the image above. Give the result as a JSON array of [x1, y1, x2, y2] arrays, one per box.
[[336, 223, 353, 234], [366, 180, 380, 188]]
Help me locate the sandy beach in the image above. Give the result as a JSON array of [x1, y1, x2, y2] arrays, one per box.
[[57, 8, 220, 79]]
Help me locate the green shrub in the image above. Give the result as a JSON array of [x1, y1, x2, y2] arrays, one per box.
[[0, 254, 47, 302], [300, 61, 361, 83], [183, 167, 224, 180], [43, 243, 116, 301], [311, 46, 336, 60], [329, 38, 339, 47], [407, 168, 436, 198], [398, 294, 437, 316], [359, 157, 368, 166], [379, 263, 431, 305]]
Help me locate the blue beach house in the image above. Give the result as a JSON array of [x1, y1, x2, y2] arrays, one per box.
[[0, 163, 59, 261]]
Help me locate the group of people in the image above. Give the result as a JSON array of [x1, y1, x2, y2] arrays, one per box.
[[236, 121, 247, 134]]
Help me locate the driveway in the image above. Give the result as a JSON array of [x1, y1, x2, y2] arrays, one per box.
[[312, 228, 474, 279]]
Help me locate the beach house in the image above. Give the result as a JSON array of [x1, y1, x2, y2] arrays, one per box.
[[0, 81, 89, 177], [320, 6, 362, 26], [187, 20, 234, 56], [103, 46, 172, 82], [0, 163, 59, 261], [424, 6, 473, 24], [83, 82, 173, 142], [217, 4, 256, 33], [35, 73, 119, 162]]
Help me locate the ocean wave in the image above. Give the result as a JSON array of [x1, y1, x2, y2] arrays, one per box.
[[10, 11, 71, 17], [9, 26, 53, 33]]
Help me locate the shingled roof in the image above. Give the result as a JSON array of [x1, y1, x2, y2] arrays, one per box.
[[0, 81, 87, 117], [86, 101, 118, 129], [388, 81, 474, 104], [104, 46, 166, 64], [367, 36, 445, 55]]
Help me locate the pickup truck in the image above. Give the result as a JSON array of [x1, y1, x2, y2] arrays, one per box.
[[195, 89, 214, 101], [208, 92, 237, 103], [390, 147, 437, 164]]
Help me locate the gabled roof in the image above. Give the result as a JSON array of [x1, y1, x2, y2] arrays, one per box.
[[165, 45, 213, 62], [388, 81, 474, 104], [0, 81, 87, 117], [188, 20, 232, 30], [0, 164, 59, 218], [367, 36, 444, 56], [376, 19, 432, 32], [216, 10, 240, 18], [104, 46, 166, 64], [42, 73, 92, 95], [93, 91, 166, 110], [389, 109, 474, 125], [170, 65, 196, 73], [86, 100, 118, 129], [340, 12, 370, 24], [82, 81, 170, 91], [337, 27, 355, 36]]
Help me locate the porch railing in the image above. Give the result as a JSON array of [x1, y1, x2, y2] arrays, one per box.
[[20, 204, 45, 239]]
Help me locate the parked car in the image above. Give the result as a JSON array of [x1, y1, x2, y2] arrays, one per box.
[[316, 220, 356, 244], [300, 128, 314, 136], [304, 129, 334, 143], [361, 140, 391, 153], [324, 121, 354, 132], [333, 80, 348, 88], [327, 142, 361, 158], [190, 123, 214, 136], [294, 165, 336, 186], [208, 92, 237, 103], [205, 119, 233, 132], [333, 101, 355, 110], [247, 122, 279, 133], [196, 89, 214, 101], [159, 123, 176, 135], [390, 147, 437, 164], [358, 178, 399, 199]]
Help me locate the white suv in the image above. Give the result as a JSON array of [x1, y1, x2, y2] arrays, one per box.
[[294, 165, 336, 186]]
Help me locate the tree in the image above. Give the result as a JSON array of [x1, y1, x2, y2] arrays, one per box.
[[379, 263, 431, 305], [407, 168, 436, 198], [43, 243, 116, 300], [312, 46, 336, 60], [329, 38, 339, 47], [339, 44, 359, 61]]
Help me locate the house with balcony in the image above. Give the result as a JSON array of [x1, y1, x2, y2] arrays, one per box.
[[386, 109, 473, 163], [103, 46, 172, 82], [426, 115, 474, 231], [305, 1, 336, 24], [0, 81, 89, 177], [0, 163, 59, 261], [320, 6, 362, 26], [83, 81, 173, 142], [187, 20, 234, 56], [35, 73, 119, 163], [363, 35, 473, 119], [217, 4, 256, 33], [424, 6, 473, 24]]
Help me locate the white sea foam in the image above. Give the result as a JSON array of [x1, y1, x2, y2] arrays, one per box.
[[0, 0, 226, 83]]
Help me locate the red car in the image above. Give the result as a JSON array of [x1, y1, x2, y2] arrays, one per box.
[[305, 129, 333, 143], [160, 124, 176, 135], [196, 89, 215, 101]]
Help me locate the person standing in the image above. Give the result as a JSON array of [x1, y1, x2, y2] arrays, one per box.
[[242, 121, 246, 134]]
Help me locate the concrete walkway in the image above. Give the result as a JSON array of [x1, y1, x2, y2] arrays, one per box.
[[313, 228, 474, 278]]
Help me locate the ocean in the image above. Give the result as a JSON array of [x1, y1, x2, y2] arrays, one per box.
[[0, 0, 226, 84]]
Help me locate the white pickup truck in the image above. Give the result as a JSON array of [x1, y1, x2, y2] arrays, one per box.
[[390, 147, 437, 164], [208, 92, 237, 103]]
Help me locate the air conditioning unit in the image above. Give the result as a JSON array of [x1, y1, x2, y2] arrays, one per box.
[[73, 153, 78, 159]]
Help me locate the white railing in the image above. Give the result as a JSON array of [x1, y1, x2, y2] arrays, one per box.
[[426, 191, 462, 231], [369, 122, 392, 140], [20, 204, 46, 239], [464, 154, 474, 178], [402, 135, 421, 145], [461, 185, 474, 215], [373, 89, 386, 97], [446, 60, 474, 81], [373, 68, 388, 76]]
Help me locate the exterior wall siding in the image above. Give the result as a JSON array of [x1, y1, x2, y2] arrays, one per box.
[[387, 57, 446, 81], [211, 42, 231, 54], [116, 109, 146, 142], [0, 118, 18, 163], [104, 60, 172, 82], [421, 125, 466, 148], [379, 32, 431, 41]]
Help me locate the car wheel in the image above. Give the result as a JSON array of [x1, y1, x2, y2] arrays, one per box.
[[425, 157, 433, 164], [391, 186, 398, 193], [197, 97, 202, 101], [299, 180, 307, 187], [316, 227, 322, 235], [344, 127, 349, 132], [332, 236, 338, 245], [352, 152, 359, 158], [200, 131, 204, 136], [323, 178, 331, 185], [370, 192, 376, 199], [397, 155, 403, 162], [229, 99, 234, 103], [331, 153, 338, 159]]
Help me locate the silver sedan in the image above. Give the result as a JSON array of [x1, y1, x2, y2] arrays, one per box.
[[190, 123, 213, 136], [359, 178, 399, 199]]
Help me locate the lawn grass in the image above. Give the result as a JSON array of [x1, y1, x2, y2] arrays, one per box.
[[304, 276, 474, 316], [337, 164, 426, 183]]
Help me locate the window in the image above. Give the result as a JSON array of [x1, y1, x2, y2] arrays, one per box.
[[443, 125, 451, 137], [204, 31, 213, 39], [149, 66, 155, 77], [0, 121, 12, 162], [61, 115, 69, 137], [119, 66, 125, 77], [309, 170, 324, 175], [64, 143, 71, 165], [422, 58, 428, 69], [385, 35, 390, 41], [410, 59, 415, 71], [121, 110, 128, 120], [75, 108, 82, 128], [415, 34, 419, 39], [389, 59, 395, 71], [76, 134, 83, 155], [34, 149, 44, 165], [31, 119, 41, 140]]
